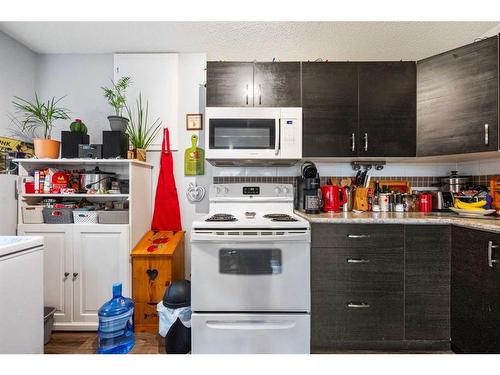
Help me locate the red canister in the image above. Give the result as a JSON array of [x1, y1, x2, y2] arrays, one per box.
[[418, 193, 433, 212]]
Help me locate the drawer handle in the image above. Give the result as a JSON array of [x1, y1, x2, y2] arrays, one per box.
[[347, 302, 370, 308], [347, 234, 370, 238], [488, 241, 499, 268], [346, 258, 370, 263]]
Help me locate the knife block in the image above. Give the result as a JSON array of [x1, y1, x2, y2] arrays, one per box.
[[354, 188, 369, 211]]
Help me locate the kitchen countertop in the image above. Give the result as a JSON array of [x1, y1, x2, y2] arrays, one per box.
[[294, 210, 500, 234]]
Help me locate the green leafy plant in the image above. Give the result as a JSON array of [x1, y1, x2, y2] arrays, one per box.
[[101, 76, 132, 117], [126, 93, 162, 150], [11, 94, 70, 140]]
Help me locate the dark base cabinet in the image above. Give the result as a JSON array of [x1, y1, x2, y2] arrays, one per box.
[[451, 226, 500, 353], [311, 224, 451, 352]]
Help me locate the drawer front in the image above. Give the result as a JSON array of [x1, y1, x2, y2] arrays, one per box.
[[337, 293, 404, 340], [312, 224, 404, 248], [132, 257, 173, 303], [312, 247, 403, 293]]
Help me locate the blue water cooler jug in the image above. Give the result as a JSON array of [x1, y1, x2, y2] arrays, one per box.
[[97, 283, 135, 354]]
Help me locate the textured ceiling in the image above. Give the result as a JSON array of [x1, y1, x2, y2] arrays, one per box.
[[0, 21, 498, 60]]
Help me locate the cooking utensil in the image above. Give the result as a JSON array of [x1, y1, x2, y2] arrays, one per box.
[[440, 171, 470, 193], [79, 167, 116, 193], [330, 177, 338, 186], [340, 178, 351, 187]]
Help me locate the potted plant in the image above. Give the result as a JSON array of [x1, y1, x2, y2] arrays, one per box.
[[11, 94, 70, 159], [125, 93, 162, 162], [101, 76, 132, 132], [61, 119, 89, 158]]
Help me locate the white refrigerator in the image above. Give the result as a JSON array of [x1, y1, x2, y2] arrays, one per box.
[[0, 175, 18, 236]]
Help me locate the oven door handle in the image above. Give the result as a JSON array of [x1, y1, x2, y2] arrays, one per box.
[[206, 320, 296, 330], [274, 118, 281, 156]]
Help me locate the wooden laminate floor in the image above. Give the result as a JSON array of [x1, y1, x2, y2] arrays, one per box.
[[44, 331, 165, 354]]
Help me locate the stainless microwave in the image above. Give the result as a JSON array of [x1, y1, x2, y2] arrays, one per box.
[[205, 107, 302, 166]]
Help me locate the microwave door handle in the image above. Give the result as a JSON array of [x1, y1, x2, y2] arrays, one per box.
[[275, 119, 280, 156]]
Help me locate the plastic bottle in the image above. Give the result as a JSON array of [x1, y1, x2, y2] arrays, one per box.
[[97, 283, 135, 354]]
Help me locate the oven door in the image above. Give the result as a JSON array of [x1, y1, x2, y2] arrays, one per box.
[[191, 238, 310, 312], [205, 107, 281, 159], [192, 313, 310, 354]]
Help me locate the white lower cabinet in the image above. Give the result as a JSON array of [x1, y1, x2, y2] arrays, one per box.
[[18, 224, 130, 330]]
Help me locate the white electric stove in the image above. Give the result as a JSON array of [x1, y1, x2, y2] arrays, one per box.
[[190, 183, 311, 354]]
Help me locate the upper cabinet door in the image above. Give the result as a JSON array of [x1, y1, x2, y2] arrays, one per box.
[[417, 36, 499, 156], [358, 62, 416, 157], [114, 53, 179, 151], [302, 62, 359, 157], [253, 62, 301, 107], [206, 62, 254, 107]]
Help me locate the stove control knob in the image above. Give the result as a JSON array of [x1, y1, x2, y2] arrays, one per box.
[[274, 186, 282, 194], [282, 186, 290, 194], [214, 186, 221, 194], [222, 187, 229, 194]]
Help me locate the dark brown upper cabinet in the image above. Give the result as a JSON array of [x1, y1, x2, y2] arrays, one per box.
[[302, 62, 416, 157], [206, 62, 254, 107], [206, 61, 300, 107], [302, 62, 359, 157], [358, 62, 416, 157], [253, 62, 301, 107], [417, 36, 499, 156]]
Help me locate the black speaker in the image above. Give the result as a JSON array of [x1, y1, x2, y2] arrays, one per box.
[[61, 131, 90, 158], [103, 131, 129, 159]]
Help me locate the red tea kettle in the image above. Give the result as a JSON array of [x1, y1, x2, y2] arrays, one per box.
[[321, 185, 348, 212]]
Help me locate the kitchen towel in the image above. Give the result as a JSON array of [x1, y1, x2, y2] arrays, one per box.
[[151, 128, 182, 231]]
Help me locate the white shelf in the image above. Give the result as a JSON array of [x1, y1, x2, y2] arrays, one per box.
[[20, 193, 129, 198], [13, 158, 154, 168]]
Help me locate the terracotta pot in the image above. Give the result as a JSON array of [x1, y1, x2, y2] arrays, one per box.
[[134, 148, 147, 162], [33, 139, 60, 159]]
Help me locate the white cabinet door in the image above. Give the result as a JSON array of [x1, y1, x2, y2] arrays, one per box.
[[18, 225, 73, 323], [72, 225, 130, 324], [114, 53, 179, 150]]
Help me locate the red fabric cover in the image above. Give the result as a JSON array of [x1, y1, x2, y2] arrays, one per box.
[[151, 128, 182, 231]]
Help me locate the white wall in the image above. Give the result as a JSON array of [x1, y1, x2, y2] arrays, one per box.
[[35, 54, 114, 143], [0, 31, 37, 139]]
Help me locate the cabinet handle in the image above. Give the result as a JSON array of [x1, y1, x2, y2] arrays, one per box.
[[245, 84, 249, 105], [488, 241, 499, 268], [72, 272, 79, 280], [258, 84, 262, 105], [485, 124, 489, 145], [63, 272, 70, 280], [346, 258, 370, 263], [363, 133, 368, 151], [351, 133, 356, 152], [347, 302, 370, 308], [347, 234, 370, 238]]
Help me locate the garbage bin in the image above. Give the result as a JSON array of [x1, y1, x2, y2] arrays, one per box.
[[157, 280, 191, 354]]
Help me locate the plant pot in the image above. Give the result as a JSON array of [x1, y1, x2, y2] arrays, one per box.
[[33, 139, 60, 159], [134, 148, 147, 162], [107, 116, 129, 132]]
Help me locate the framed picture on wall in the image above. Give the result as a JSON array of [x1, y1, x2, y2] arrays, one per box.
[[186, 113, 203, 131]]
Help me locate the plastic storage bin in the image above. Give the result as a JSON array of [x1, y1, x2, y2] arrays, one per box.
[[42, 208, 74, 224], [44, 307, 56, 344], [98, 210, 129, 224], [72, 210, 99, 224], [97, 283, 135, 354], [22, 206, 44, 224]]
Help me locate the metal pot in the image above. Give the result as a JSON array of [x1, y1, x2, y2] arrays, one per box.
[[79, 167, 116, 193], [440, 171, 470, 193]]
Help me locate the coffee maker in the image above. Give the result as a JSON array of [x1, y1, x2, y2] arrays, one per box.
[[296, 161, 322, 214]]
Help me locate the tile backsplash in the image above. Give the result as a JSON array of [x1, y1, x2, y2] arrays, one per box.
[[213, 175, 494, 188]]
